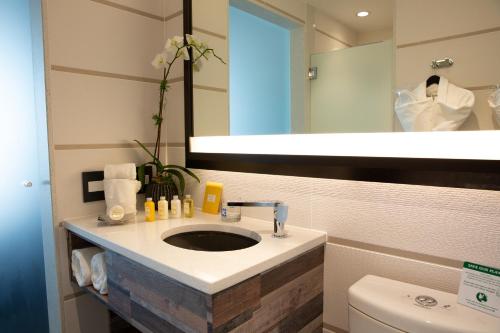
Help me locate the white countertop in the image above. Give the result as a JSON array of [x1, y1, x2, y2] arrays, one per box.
[[64, 211, 326, 294]]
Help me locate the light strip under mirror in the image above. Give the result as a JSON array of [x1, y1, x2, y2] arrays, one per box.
[[190, 131, 500, 160]]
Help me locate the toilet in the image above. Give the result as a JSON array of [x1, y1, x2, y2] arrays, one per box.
[[348, 275, 498, 333]]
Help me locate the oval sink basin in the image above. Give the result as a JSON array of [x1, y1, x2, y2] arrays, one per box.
[[163, 225, 261, 252]]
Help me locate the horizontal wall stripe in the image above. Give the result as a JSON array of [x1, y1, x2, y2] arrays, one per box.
[[54, 143, 166, 151], [397, 26, 500, 48], [315, 27, 352, 48], [467, 84, 499, 91], [164, 9, 183, 22], [193, 84, 227, 93], [255, 0, 305, 24], [167, 142, 186, 148], [51, 65, 183, 85], [193, 26, 227, 40], [323, 323, 348, 333], [328, 236, 462, 269], [90, 0, 163, 21]]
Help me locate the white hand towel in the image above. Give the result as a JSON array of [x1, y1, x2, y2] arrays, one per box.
[[71, 247, 102, 287], [488, 88, 500, 125], [103, 179, 142, 216], [91, 252, 108, 295], [104, 163, 137, 180]]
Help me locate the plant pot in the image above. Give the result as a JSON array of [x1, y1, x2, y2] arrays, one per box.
[[145, 181, 178, 209]]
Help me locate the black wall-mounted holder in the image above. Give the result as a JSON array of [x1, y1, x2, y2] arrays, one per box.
[[81, 166, 153, 203]]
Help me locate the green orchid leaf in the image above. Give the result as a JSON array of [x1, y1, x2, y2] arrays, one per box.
[[167, 169, 185, 195], [133, 140, 163, 168], [138, 164, 145, 188], [164, 165, 200, 182]]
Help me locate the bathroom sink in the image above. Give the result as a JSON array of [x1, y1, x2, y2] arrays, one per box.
[[163, 225, 261, 252]]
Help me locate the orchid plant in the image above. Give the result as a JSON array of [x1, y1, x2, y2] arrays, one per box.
[[135, 34, 225, 195]]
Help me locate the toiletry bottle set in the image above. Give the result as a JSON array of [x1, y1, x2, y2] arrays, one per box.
[[144, 195, 194, 222]]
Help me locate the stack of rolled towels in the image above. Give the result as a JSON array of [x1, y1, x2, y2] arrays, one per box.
[[103, 163, 142, 222], [71, 247, 108, 294]]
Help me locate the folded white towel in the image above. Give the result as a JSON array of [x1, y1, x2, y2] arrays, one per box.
[[71, 247, 102, 287], [103, 179, 142, 216], [104, 163, 137, 180], [91, 252, 108, 295]]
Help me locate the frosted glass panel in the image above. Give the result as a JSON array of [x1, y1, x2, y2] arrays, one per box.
[[0, 0, 49, 332], [310, 40, 394, 133]]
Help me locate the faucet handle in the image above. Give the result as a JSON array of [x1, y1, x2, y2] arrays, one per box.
[[275, 204, 288, 223]]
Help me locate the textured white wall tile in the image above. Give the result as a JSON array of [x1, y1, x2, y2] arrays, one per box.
[[47, 0, 163, 78], [193, 89, 229, 136], [106, 0, 164, 16], [395, 0, 500, 45], [50, 71, 159, 145], [163, 13, 184, 80], [310, 178, 500, 267], [192, 0, 228, 35], [163, 0, 183, 18], [396, 31, 500, 89], [165, 82, 185, 144], [52, 148, 150, 222], [324, 243, 462, 331], [192, 32, 228, 89], [186, 169, 312, 228]]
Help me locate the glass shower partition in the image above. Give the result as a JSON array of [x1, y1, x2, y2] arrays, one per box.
[[310, 40, 394, 133]]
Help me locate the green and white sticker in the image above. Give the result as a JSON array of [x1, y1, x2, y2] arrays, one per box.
[[458, 262, 500, 318]]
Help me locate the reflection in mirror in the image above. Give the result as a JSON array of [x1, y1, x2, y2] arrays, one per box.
[[191, 0, 500, 136]]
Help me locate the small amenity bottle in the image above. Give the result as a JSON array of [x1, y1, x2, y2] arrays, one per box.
[[144, 197, 155, 222], [183, 194, 194, 218], [171, 195, 182, 218], [157, 196, 168, 220]]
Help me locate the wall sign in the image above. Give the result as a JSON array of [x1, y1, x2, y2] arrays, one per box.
[[458, 262, 500, 318]]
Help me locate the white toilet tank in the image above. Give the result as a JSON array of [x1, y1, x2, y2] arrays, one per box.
[[348, 275, 499, 333]]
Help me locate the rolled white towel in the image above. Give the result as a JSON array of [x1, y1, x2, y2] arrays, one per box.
[[91, 252, 108, 295], [71, 247, 102, 287], [104, 163, 136, 180], [103, 179, 142, 216]]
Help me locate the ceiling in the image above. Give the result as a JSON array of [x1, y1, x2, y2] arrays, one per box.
[[305, 0, 394, 33]]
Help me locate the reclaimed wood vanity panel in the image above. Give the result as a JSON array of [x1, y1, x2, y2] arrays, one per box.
[[106, 245, 325, 333]]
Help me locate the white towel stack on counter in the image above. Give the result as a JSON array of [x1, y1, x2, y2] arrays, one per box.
[[71, 247, 108, 295], [103, 163, 141, 221]]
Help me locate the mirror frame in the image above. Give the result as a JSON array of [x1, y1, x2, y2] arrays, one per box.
[[183, 0, 500, 191]]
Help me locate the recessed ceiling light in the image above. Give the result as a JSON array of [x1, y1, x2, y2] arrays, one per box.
[[357, 11, 370, 17]]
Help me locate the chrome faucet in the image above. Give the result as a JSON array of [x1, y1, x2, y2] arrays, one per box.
[[226, 201, 288, 238]]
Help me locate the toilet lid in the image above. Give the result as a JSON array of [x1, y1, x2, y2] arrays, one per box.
[[348, 275, 499, 333]]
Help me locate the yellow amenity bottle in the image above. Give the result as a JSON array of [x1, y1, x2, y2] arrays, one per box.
[[183, 194, 194, 218], [145, 197, 156, 222]]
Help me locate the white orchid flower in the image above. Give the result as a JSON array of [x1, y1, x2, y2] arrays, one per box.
[[192, 59, 203, 72], [164, 38, 177, 54], [185, 34, 199, 46], [151, 52, 168, 69], [180, 46, 190, 60]]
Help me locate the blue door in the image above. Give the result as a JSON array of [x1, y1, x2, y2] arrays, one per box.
[[0, 0, 50, 332]]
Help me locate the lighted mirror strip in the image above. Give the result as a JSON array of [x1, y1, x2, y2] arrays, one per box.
[[190, 131, 500, 160]]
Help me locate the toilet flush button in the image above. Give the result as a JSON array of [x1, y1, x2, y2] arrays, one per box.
[[415, 295, 438, 307]]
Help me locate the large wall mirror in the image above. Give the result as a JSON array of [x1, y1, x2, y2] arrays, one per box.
[[184, 0, 500, 190]]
